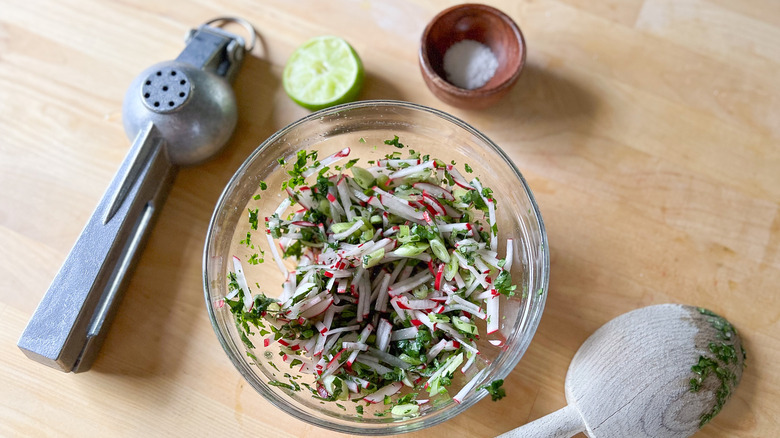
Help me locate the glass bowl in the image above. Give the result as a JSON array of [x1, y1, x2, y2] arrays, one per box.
[[203, 100, 548, 434]]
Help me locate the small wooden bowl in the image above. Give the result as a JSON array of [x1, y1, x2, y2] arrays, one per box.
[[419, 4, 526, 109]]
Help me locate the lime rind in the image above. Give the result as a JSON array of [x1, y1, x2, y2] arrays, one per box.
[[283, 36, 364, 111]]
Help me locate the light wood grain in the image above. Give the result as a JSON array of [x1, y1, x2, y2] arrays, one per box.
[[1, 0, 778, 437], [502, 304, 746, 438]]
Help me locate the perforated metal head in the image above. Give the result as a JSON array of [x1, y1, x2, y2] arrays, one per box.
[[122, 61, 237, 167], [122, 20, 250, 167], [141, 68, 192, 113]]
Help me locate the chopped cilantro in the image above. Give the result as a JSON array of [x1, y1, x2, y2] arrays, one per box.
[[345, 158, 359, 169], [384, 135, 405, 148], [461, 189, 488, 212], [247, 252, 264, 265], [495, 270, 517, 296], [239, 232, 253, 248], [268, 380, 297, 391], [248, 208, 259, 230], [479, 379, 506, 401]]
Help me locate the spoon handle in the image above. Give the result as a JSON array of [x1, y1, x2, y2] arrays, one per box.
[[496, 404, 586, 438], [17, 123, 176, 372]]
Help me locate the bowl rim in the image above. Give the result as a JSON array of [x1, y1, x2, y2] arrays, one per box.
[[203, 99, 549, 434], [419, 3, 527, 97]]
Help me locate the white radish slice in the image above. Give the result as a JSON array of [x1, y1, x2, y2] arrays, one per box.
[[337, 178, 354, 221], [485, 291, 500, 334], [342, 342, 368, 351], [451, 294, 484, 315], [322, 324, 361, 337], [266, 232, 288, 278], [374, 272, 392, 313], [453, 369, 486, 404], [504, 238, 514, 271], [231, 256, 253, 310], [366, 347, 410, 369], [378, 158, 420, 167], [390, 326, 418, 341], [375, 318, 393, 352], [331, 220, 364, 241], [300, 295, 333, 319], [387, 160, 436, 180], [460, 354, 476, 375], [437, 222, 472, 233], [346, 323, 375, 367], [388, 271, 432, 296], [445, 165, 474, 190], [399, 297, 437, 310], [355, 355, 392, 375], [413, 182, 455, 201], [363, 381, 403, 404], [302, 147, 351, 177]]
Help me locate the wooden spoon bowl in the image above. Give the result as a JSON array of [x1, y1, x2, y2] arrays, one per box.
[[419, 4, 526, 109], [499, 304, 746, 438]]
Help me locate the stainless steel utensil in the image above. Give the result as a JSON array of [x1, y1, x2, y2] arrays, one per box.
[[18, 17, 255, 372]]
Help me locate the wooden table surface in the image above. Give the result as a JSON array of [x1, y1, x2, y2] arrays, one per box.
[[1, 0, 778, 437]]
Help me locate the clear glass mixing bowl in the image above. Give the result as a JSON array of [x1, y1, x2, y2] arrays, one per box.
[[203, 100, 548, 434]]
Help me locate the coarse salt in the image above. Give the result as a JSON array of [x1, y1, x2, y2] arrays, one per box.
[[443, 39, 499, 90]]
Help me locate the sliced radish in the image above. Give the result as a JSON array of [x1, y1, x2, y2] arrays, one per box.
[[266, 232, 288, 278], [485, 292, 499, 334], [355, 355, 392, 375], [363, 381, 403, 404], [230, 256, 253, 310], [375, 318, 393, 352], [388, 271, 432, 296], [366, 347, 410, 369], [421, 193, 447, 216], [322, 324, 361, 337], [378, 158, 420, 167], [387, 160, 436, 180], [346, 324, 374, 367], [445, 165, 474, 190], [390, 326, 418, 341], [300, 296, 334, 319], [453, 369, 486, 404], [413, 182, 455, 201], [434, 263, 445, 291], [302, 147, 351, 177], [504, 238, 514, 271]]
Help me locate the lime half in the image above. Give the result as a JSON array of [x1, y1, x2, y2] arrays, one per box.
[[283, 36, 364, 111]]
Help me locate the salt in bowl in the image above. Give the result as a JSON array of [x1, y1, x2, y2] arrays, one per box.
[[419, 4, 526, 109]]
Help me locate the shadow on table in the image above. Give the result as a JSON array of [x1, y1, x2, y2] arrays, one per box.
[[361, 71, 407, 102], [483, 62, 601, 132]]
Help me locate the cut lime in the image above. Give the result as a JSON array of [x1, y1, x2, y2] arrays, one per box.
[[283, 36, 364, 111]]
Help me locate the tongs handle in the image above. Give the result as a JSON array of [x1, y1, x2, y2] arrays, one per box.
[[18, 123, 176, 372]]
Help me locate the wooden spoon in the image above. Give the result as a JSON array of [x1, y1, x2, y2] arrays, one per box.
[[498, 304, 745, 438]]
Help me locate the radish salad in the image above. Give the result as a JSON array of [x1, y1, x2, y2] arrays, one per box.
[[224, 137, 515, 417]]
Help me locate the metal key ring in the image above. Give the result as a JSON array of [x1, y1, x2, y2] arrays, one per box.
[[204, 16, 258, 52]]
